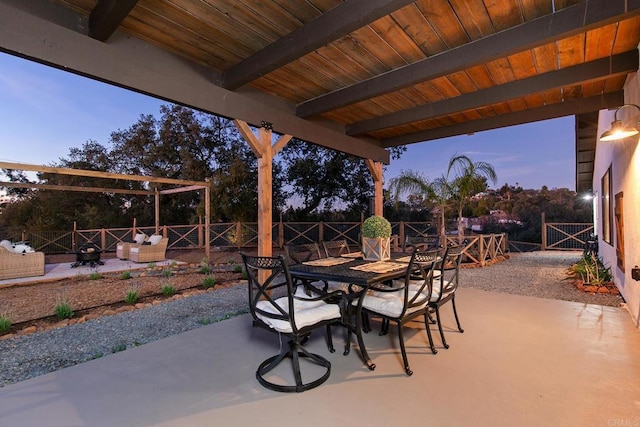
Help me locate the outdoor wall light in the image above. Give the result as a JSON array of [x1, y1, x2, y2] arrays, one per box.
[[599, 104, 640, 141]]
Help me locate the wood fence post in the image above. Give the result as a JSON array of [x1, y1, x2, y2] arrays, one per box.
[[278, 213, 284, 248], [101, 228, 106, 250], [72, 221, 77, 250], [236, 222, 242, 249], [541, 212, 547, 251], [479, 235, 485, 266], [399, 221, 405, 250], [319, 222, 324, 243]]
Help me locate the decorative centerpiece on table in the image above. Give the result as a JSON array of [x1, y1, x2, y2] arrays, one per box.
[[361, 215, 392, 261]]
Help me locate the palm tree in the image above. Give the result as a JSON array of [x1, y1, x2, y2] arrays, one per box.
[[387, 169, 444, 235], [388, 154, 497, 240], [445, 154, 497, 239]]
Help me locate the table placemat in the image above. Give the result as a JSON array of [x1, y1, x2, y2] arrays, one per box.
[[302, 257, 355, 267], [394, 256, 413, 263], [340, 252, 363, 258], [350, 261, 407, 273]]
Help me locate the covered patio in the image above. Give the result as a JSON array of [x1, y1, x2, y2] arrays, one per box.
[[0, 286, 638, 426]]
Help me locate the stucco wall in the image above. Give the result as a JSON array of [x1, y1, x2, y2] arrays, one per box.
[[594, 71, 640, 327]]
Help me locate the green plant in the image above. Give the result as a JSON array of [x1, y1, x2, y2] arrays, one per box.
[[162, 267, 172, 278], [202, 275, 216, 289], [232, 265, 243, 274], [88, 271, 102, 280], [199, 265, 212, 274], [120, 270, 132, 280], [124, 283, 141, 304], [147, 262, 156, 269], [111, 343, 127, 353], [0, 313, 12, 333], [54, 290, 74, 320], [361, 215, 392, 238], [568, 253, 612, 286], [241, 270, 248, 280], [89, 352, 104, 360], [198, 317, 212, 325], [161, 283, 176, 297]]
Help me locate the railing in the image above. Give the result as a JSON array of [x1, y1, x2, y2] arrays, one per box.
[[542, 220, 594, 250]]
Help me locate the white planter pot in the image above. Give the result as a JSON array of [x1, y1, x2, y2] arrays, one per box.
[[362, 237, 391, 261]]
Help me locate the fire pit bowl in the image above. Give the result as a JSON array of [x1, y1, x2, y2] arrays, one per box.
[[71, 242, 104, 268]]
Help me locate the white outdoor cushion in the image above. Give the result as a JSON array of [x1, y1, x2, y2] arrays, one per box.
[[129, 247, 139, 255], [430, 280, 456, 302], [134, 233, 147, 244], [0, 240, 12, 251], [148, 235, 163, 245], [255, 289, 340, 333], [362, 287, 427, 317], [12, 243, 35, 254]]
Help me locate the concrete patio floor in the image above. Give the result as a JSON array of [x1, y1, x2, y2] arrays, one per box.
[[1, 287, 638, 426]]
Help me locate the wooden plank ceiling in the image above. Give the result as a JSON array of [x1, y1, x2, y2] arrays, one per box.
[[4, 0, 640, 167]]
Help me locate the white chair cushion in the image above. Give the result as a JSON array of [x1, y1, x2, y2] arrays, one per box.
[[255, 288, 340, 333], [130, 247, 139, 255], [134, 233, 147, 244], [362, 287, 427, 317], [148, 235, 163, 245], [430, 280, 456, 302]]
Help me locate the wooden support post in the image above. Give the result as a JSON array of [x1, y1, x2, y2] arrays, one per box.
[[154, 188, 160, 235], [234, 119, 292, 260], [204, 180, 211, 260], [541, 212, 547, 251], [365, 159, 383, 216]]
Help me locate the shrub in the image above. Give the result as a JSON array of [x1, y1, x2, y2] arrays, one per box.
[[361, 215, 392, 238], [88, 271, 102, 280], [202, 275, 216, 289], [568, 253, 612, 285], [0, 313, 12, 333], [111, 343, 127, 353], [147, 262, 156, 269], [232, 265, 243, 274], [120, 270, 132, 280], [199, 265, 212, 275], [161, 283, 176, 297], [162, 268, 172, 278], [54, 301, 74, 320], [124, 283, 140, 304]]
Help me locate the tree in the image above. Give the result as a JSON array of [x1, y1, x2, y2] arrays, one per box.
[[279, 139, 405, 220], [445, 154, 497, 239]]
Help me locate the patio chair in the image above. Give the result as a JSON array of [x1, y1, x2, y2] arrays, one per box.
[[284, 243, 330, 293], [241, 253, 344, 392], [402, 235, 441, 253], [428, 244, 465, 349], [128, 236, 168, 263], [0, 245, 45, 280], [321, 239, 351, 258], [360, 249, 441, 375], [116, 233, 148, 260]]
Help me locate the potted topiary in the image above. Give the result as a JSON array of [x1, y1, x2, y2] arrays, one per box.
[[361, 215, 392, 261]]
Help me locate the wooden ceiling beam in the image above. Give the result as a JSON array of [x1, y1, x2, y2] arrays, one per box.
[[220, 0, 415, 90], [348, 50, 639, 135], [88, 0, 138, 42], [381, 91, 624, 147], [297, 0, 640, 118]]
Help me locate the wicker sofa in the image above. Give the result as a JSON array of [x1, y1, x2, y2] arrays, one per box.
[[128, 237, 169, 263], [0, 246, 45, 280]]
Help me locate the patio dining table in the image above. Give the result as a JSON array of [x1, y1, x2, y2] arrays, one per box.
[[289, 257, 409, 371]]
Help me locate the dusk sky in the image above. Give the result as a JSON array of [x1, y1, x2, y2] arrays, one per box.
[[0, 52, 576, 192]]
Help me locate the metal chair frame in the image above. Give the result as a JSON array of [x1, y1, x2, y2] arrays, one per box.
[[242, 253, 344, 393]]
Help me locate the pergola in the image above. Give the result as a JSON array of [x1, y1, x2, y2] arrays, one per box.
[[1, 0, 638, 259], [0, 161, 211, 259]]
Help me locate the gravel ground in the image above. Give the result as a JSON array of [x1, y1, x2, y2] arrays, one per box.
[[0, 251, 624, 388]]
